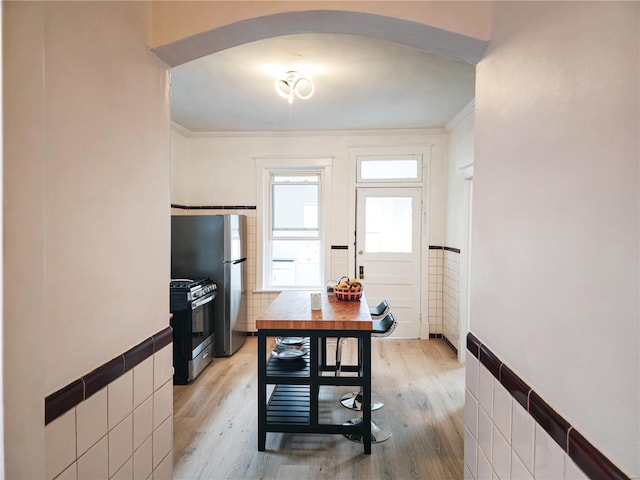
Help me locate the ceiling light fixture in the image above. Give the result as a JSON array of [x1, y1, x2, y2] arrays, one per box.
[[275, 70, 314, 104]]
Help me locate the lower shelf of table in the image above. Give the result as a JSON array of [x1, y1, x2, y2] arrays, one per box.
[[264, 384, 371, 435], [266, 384, 310, 425]]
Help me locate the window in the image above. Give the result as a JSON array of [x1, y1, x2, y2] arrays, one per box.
[[357, 155, 422, 182], [364, 196, 413, 253], [265, 170, 323, 289], [271, 175, 319, 237]]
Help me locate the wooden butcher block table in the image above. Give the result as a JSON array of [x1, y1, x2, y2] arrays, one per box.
[[256, 290, 374, 453]]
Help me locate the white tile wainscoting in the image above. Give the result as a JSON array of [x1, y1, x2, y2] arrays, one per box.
[[465, 333, 633, 480], [171, 206, 353, 333], [429, 246, 462, 353], [443, 249, 461, 351], [45, 332, 174, 480], [428, 248, 444, 335]]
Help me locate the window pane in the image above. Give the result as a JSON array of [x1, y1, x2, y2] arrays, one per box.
[[273, 175, 318, 183], [272, 184, 318, 230], [273, 230, 319, 238], [365, 197, 412, 252], [270, 240, 322, 287], [360, 159, 418, 180]]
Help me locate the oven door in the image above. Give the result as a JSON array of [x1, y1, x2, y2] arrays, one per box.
[[190, 291, 216, 358]]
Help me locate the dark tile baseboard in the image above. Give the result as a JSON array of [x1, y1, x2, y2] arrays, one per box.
[[442, 334, 458, 355], [467, 332, 631, 480], [428, 333, 459, 355], [45, 326, 172, 425]]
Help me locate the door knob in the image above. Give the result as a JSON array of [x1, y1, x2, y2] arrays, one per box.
[[358, 250, 363, 255]]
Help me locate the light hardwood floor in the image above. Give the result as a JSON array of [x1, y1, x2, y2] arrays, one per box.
[[173, 336, 464, 480]]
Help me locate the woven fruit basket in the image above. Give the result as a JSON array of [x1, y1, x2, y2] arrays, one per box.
[[333, 276, 363, 301]]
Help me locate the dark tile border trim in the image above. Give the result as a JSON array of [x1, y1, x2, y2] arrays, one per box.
[[466, 332, 480, 358], [45, 326, 173, 425], [479, 344, 501, 378], [568, 429, 630, 480], [467, 332, 632, 480], [529, 390, 571, 451], [84, 357, 125, 399], [331, 245, 349, 250], [500, 363, 530, 409], [44, 379, 84, 425], [171, 204, 256, 210], [429, 245, 461, 254], [123, 338, 154, 372], [153, 327, 173, 350]]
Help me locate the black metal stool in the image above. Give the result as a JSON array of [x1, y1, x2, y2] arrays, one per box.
[[339, 301, 393, 411], [335, 300, 390, 378], [369, 299, 390, 318], [341, 312, 397, 444]]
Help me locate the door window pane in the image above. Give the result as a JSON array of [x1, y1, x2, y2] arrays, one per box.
[[365, 197, 412, 253]]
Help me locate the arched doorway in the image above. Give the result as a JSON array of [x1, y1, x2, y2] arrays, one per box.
[[152, 10, 488, 68]]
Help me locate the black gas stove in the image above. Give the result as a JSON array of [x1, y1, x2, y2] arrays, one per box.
[[169, 277, 217, 384], [170, 278, 217, 311]]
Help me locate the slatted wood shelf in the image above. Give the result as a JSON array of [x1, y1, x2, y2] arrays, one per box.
[[265, 339, 311, 378], [266, 384, 310, 425]]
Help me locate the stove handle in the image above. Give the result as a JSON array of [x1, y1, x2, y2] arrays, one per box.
[[191, 293, 215, 309]]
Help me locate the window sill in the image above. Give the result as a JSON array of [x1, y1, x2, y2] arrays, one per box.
[[253, 287, 324, 293]]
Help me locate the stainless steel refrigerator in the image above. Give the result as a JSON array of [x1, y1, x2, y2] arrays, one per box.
[[171, 214, 247, 356]]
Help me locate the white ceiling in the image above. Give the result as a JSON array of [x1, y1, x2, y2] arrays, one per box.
[[170, 33, 476, 132]]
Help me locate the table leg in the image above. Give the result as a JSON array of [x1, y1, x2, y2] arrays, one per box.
[[257, 331, 267, 451], [361, 334, 372, 454]]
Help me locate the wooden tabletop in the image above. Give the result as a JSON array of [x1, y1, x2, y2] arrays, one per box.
[[256, 290, 373, 331]]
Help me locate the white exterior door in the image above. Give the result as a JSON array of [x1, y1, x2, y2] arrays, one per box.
[[356, 187, 422, 337]]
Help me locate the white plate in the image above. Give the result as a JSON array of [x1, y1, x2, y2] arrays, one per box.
[[279, 337, 305, 346], [273, 348, 306, 360]]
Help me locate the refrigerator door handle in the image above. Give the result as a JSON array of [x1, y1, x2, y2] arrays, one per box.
[[224, 258, 246, 265]]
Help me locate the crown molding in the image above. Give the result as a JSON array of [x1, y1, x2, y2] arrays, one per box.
[[444, 99, 475, 132], [169, 125, 445, 139], [170, 121, 192, 137]]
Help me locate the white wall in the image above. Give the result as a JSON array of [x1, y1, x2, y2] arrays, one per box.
[[172, 130, 448, 247], [0, 3, 5, 477], [171, 126, 191, 205], [445, 101, 475, 250], [473, 2, 639, 476], [4, 2, 171, 476], [440, 102, 474, 356]]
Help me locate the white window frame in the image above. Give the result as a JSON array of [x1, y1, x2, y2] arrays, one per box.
[[255, 157, 333, 291]]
